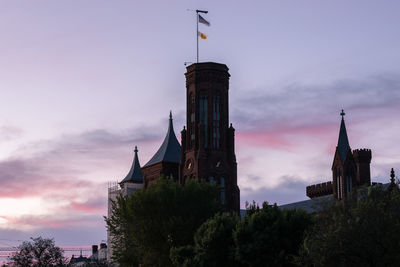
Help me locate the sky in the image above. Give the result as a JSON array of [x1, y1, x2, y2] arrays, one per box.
[[1, 0, 400, 248]]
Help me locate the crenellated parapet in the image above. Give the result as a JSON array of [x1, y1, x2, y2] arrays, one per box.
[[353, 148, 372, 186], [353, 148, 372, 163], [306, 181, 333, 199]]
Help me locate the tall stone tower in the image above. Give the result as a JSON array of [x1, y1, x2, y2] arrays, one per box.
[[179, 62, 240, 212]]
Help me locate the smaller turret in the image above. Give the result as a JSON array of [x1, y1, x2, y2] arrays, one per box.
[[353, 148, 372, 186]]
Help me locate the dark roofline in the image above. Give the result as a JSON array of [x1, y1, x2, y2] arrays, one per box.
[[143, 111, 181, 167], [337, 110, 351, 163], [120, 146, 143, 184]]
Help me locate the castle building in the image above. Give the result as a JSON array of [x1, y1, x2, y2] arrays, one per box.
[[179, 62, 240, 212], [306, 110, 372, 200], [107, 62, 241, 261]]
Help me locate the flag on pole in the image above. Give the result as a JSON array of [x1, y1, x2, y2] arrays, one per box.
[[198, 31, 207, 40], [198, 15, 210, 26]]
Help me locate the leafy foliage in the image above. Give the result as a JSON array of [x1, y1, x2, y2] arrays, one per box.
[[105, 193, 139, 267], [171, 212, 241, 267], [8, 237, 67, 267], [234, 202, 312, 267], [105, 178, 221, 266], [296, 185, 400, 266]]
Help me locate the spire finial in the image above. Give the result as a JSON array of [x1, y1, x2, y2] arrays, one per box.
[[169, 110, 172, 120], [134, 146, 138, 153], [340, 109, 345, 118], [390, 168, 395, 184]]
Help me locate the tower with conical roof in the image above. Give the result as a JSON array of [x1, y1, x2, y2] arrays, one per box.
[[180, 62, 240, 212], [119, 146, 144, 194], [107, 145, 144, 262], [141, 112, 181, 187]]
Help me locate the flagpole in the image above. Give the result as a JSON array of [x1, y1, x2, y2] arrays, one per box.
[[195, 10, 208, 63], [196, 12, 199, 63]]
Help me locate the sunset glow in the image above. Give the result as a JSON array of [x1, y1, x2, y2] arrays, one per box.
[[1, 0, 400, 247]]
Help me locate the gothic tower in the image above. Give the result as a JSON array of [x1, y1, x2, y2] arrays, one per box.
[[179, 62, 240, 212], [332, 110, 356, 200], [307, 110, 372, 200]]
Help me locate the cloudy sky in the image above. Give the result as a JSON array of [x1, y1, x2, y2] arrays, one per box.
[[1, 0, 400, 247]]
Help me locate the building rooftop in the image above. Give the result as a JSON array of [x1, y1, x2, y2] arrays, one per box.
[[120, 146, 143, 184], [143, 111, 181, 167], [337, 110, 351, 163]]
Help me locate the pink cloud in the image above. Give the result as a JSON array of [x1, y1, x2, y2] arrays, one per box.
[[2, 214, 104, 229], [69, 200, 106, 215], [236, 122, 336, 150]]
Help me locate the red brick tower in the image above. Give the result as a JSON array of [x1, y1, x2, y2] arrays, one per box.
[[179, 62, 240, 212], [332, 110, 356, 200]]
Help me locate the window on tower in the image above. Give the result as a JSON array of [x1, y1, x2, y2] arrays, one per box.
[[189, 93, 195, 149], [220, 177, 226, 205], [200, 94, 208, 148], [337, 168, 342, 200], [209, 176, 214, 184], [212, 94, 220, 148]]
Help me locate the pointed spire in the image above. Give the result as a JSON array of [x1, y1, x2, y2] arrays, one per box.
[[390, 168, 395, 185], [337, 109, 351, 163], [120, 145, 143, 184], [144, 111, 181, 167]]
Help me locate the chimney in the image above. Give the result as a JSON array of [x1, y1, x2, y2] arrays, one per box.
[[92, 245, 98, 255]]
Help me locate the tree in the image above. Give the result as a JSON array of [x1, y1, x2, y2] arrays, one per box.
[[8, 237, 67, 267], [106, 194, 139, 267], [296, 185, 400, 266], [234, 202, 312, 267], [105, 178, 221, 266], [171, 212, 241, 267]]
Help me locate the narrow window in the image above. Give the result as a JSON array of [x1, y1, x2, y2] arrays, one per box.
[[212, 94, 220, 148], [220, 177, 226, 204], [220, 177, 225, 187], [200, 94, 208, 148], [189, 93, 195, 149], [336, 169, 342, 200], [220, 191, 226, 205]]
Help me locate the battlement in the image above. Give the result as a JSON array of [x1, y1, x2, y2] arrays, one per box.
[[306, 181, 333, 199], [353, 148, 372, 162]]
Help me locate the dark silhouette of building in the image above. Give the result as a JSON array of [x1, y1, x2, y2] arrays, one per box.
[[306, 110, 371, 200], [179, 62, 240, 212], [141, 112, 181, 187], [110, 62, 240, 213]]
